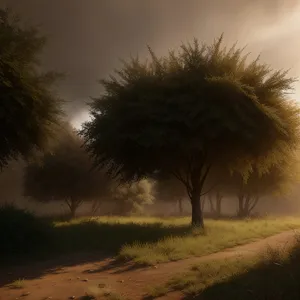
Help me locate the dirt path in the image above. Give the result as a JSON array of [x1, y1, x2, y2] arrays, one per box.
[[0, 229, 299, 300]]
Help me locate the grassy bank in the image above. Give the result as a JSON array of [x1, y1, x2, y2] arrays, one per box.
[[117, 217, 300, 265], [147, 238, 300, 299], [3, 207, 300, 266]]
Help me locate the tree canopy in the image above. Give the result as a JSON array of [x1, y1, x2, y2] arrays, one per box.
[[81, 35, 300, 227], [0, 8, 63, 169], [24, 124, 111, 217]]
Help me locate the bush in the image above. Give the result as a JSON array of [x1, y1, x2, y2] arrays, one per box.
[[0, 204, 53, 257]]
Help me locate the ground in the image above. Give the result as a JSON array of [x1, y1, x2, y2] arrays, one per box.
[[0, 229, 298, 300]]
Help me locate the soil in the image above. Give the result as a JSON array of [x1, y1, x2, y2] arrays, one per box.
[[0, 229, 298, 300]]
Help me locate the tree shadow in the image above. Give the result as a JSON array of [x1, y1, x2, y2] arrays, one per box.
[[0, 219, 191, 288], [183, 245, 300, 300]]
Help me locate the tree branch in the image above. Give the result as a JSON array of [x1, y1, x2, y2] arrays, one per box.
[[65, 198, 72, 209], [249, 195, 260, 213], [200, 163, 212, 188], [201, 182, 219, 196], [171, 169, 192, 199]]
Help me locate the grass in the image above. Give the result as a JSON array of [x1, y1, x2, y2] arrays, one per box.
[[117, 217, 300, 265], [146, 238, 300, 299], [8, 278, 25, 289], [3, 206, 300, 267]]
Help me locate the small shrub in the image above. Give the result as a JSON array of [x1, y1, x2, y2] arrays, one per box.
[[8, 278, 25, 289], [0, 204, 53, 257]]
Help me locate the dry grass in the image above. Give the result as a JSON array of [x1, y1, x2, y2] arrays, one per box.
[[8, 278, 25, 289], [147, 237, 300, 299], [114, 216, 300, 265], [4, 210, 300, 266]]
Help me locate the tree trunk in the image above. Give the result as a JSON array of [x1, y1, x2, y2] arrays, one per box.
[[237, 194, 245, 218], [237, 194, 257, 218], [201, 196, 206, 212], [190, 168, 204, 228], [216, 191, 222, 218], [178, 197, 183, 215], [208, 193, 215, 214], [191, 193, 204, 227], [70, 201, 78, 218]]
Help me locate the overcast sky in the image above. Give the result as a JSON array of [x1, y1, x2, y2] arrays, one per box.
[[2, 0, 300, 128]]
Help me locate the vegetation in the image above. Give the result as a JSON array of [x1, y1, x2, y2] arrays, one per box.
[[148, 240, 300, 300], [154, 175, 188, 215], [0, 8, 64, 169], [113, 179, 155, 215], [1, 6, 300, 299], [8, 279, 25, 290], [81, 35, 300, 228], [0, 204, 53, 257], [24, 124, 111, 217], [119, 217, 300, 265], [228, 159, 299, 217], [3, 208, 300, 266]]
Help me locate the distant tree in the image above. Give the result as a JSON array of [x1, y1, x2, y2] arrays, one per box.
[[112, 179, 155, 215], [153, 172, 188, 215], [81, 35, 300, 228], [230, 159, 300, 217], [0, 8, 63, 169], [202, 166, 229, 218], [206, 190, 224, 218], [24, 125, 111, 217]]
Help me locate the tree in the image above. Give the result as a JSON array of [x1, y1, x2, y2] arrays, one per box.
[[202, 165, 229, 218], [24, 125, 111, 217], [206, 190, 224, 218], [153, 171, 188, 215], [0, 8, 63, 169], [81, 35, 300, 228], [230, 158, 300, 217], [112, 179, 155, 215]]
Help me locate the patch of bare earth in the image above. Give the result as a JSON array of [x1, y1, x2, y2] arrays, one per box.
[[0, 230, 298, 300]]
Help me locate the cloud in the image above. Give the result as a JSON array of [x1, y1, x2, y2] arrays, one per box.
[[2, 0, 300, 127]]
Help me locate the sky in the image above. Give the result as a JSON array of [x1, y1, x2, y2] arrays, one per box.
[[2, 0, 300, 128]]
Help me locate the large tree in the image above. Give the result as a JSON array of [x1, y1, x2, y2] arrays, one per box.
[[81, 36, 300, 227], [24, 125, 111, 217], [0, 8, 63, 169]]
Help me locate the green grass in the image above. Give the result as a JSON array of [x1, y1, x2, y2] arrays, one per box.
[[147, 238, 300, 299]]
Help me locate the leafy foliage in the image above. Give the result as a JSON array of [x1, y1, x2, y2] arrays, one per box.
[[0, 8, 64, 169], [0, 204, 53, 256], [112, 179, 155, 215], [81, 35, 300, 226], [24, 124, 111, 216], [82, 35, 300, 180]]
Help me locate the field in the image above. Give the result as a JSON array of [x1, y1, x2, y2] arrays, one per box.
[[2, 211, 300, 299], [4, 214, 300, 264]]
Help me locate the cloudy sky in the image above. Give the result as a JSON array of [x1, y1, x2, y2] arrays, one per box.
[[2, 0, 300, 128]]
